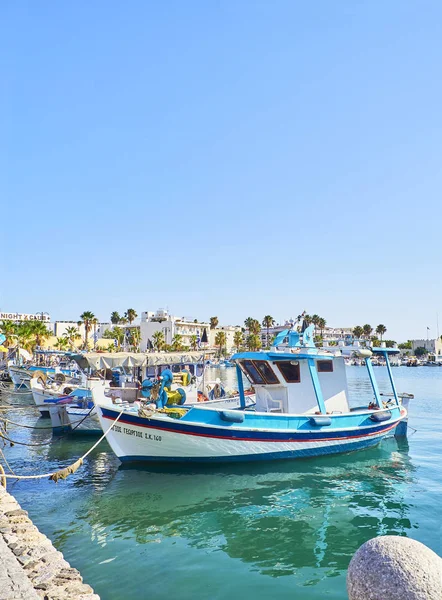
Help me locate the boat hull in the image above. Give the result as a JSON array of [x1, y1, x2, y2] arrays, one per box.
[[66, 407, 101, 435], [97, 406, 404, 464]]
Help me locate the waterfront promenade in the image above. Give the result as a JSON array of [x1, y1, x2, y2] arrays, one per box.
[[0, 484, 99, 600]]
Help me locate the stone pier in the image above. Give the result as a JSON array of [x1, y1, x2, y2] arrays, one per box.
[[0, 484, 99, 600]]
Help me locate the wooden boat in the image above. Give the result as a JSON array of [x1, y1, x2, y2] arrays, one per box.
[[96, 325, 410, 464]]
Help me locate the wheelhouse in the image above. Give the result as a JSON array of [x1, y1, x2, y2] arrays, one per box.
[[233, 325, 403, 415]]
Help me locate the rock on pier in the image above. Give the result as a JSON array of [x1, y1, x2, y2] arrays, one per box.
[[0, 484, 99, 600]]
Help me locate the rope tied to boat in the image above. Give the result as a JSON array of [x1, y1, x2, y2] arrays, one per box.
[[49, 458, 83, 483], [0, 408, 124, 483]]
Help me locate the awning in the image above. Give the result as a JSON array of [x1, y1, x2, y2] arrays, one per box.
[[145, 352, 206, 366], [68, 351, 206, 370], [68, 352, 148, 370]]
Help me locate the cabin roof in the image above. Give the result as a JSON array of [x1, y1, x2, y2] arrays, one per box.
[[232, 351, 338, 362]]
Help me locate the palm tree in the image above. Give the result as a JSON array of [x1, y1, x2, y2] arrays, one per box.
[[246, 334, 261, 351], [14, 322, 34, 351], [91, 316, 99, 349], [79, 311, 96, 349], [233, 330, 243, 352], [171, 334, 183, 352], [110, 311, 121, 325], [376, 324, 387, 341], [128, 328, 140, 351], [0, 320, 17, 347], [210, 317, 219, 330], [318, 317, 326, 337], [311, 314, 320, 335], [152, 331, 165, 351], [215, 331, 227, 356], [189, 335, 198, 351], [63, 326, 81, 349], [54, 337, 69, 351], [125, 309, 138, 324], [245, 318, 261, 335], [29, 321, 52, 349], [244, 317, 254, 331], [353, 326, 363, 339], [362, 324, 373, 339], [262, 315, 275, 347]]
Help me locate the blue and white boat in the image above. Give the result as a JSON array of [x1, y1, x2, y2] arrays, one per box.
[[95, 325, 411, 464]]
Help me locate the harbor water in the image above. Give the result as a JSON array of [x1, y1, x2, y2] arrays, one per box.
[[1, 367, 441, 600]]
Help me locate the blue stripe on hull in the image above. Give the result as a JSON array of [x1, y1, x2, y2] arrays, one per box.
[[118, 436, 384, 464], [101, 407, 398, 443]]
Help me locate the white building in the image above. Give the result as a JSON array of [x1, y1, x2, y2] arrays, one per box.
[[411, 338, 442, 358], [139, 309, 210, 351], [209, 325, 242, 352], [53, 321, 110, 341]]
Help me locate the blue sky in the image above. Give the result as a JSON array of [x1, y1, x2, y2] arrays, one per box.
[[2, 1, 442, 341]]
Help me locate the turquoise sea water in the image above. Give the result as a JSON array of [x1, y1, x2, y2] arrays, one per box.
[[1, 367, 441, 600]]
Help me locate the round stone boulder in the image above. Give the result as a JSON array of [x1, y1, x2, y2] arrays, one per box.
[[347, 535, 442, 600]]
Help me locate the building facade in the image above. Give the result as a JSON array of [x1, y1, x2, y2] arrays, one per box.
[[139, 309, 210, 351], [411, 338, 442, 357]]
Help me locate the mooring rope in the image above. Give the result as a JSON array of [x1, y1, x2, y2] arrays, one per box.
[[0, 409, 124, 483], [0, 405, 97, 445], [0, 448, 16, 476]]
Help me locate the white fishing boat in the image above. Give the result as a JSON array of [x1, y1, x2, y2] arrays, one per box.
[[96, 324, 411, 464]]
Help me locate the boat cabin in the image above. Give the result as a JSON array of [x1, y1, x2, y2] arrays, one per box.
[[233, 325, 401, 415]]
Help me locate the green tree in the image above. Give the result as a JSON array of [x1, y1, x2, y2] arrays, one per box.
[[210, 317, 219, 330], [14, 323, 33, 351], [311, 314, 320, 334], [171, 334, 183, 352], [246, 334, 261, 351], [233, 330, 243, 352], [245, 318, 261, 335], [398, 340, 412, 350], [376, 324, 387, 341], [152, 331, 165, 351], [215, 331, 227, 356], [189, 335, 198, 350], [110, 311, 121, 324], [63, 326, 81, 348], [29, 321, 52, 349], [318, 317, 326, 337], [0, 320, 17, 347], [353, 326, 363, 339], [125, 309, 138, 324], [102, 327, 124, 349], [128, 328, 140, 351], [414, 346, 427, 357], [79, 311, 96, 349], [262, 315, 275, 347], [54, 337, 69, 350], [362, 324, 373, 339]]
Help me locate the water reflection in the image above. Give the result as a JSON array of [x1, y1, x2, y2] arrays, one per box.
[[80, 440, 415, 577]]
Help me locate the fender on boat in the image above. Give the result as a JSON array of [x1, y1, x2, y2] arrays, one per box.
[[219, 410, 244, 423]]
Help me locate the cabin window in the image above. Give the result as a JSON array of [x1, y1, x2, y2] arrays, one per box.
[[253, 361, 280, 384], [239, 360, 266, 384], [317, 360, 333, 373], [275, 361, 301, 383]]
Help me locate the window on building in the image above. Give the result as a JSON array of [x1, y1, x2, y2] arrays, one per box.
[[239, 360, 266, 384], [253, 361, 280, 384], [275, 361, 301, 383], [317, 360, 333, 373]]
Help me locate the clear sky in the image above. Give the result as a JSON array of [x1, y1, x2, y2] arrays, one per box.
[[2, 1, 442, 341]]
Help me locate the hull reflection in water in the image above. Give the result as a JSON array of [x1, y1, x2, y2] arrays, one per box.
[[80, 439, 415, 578]]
